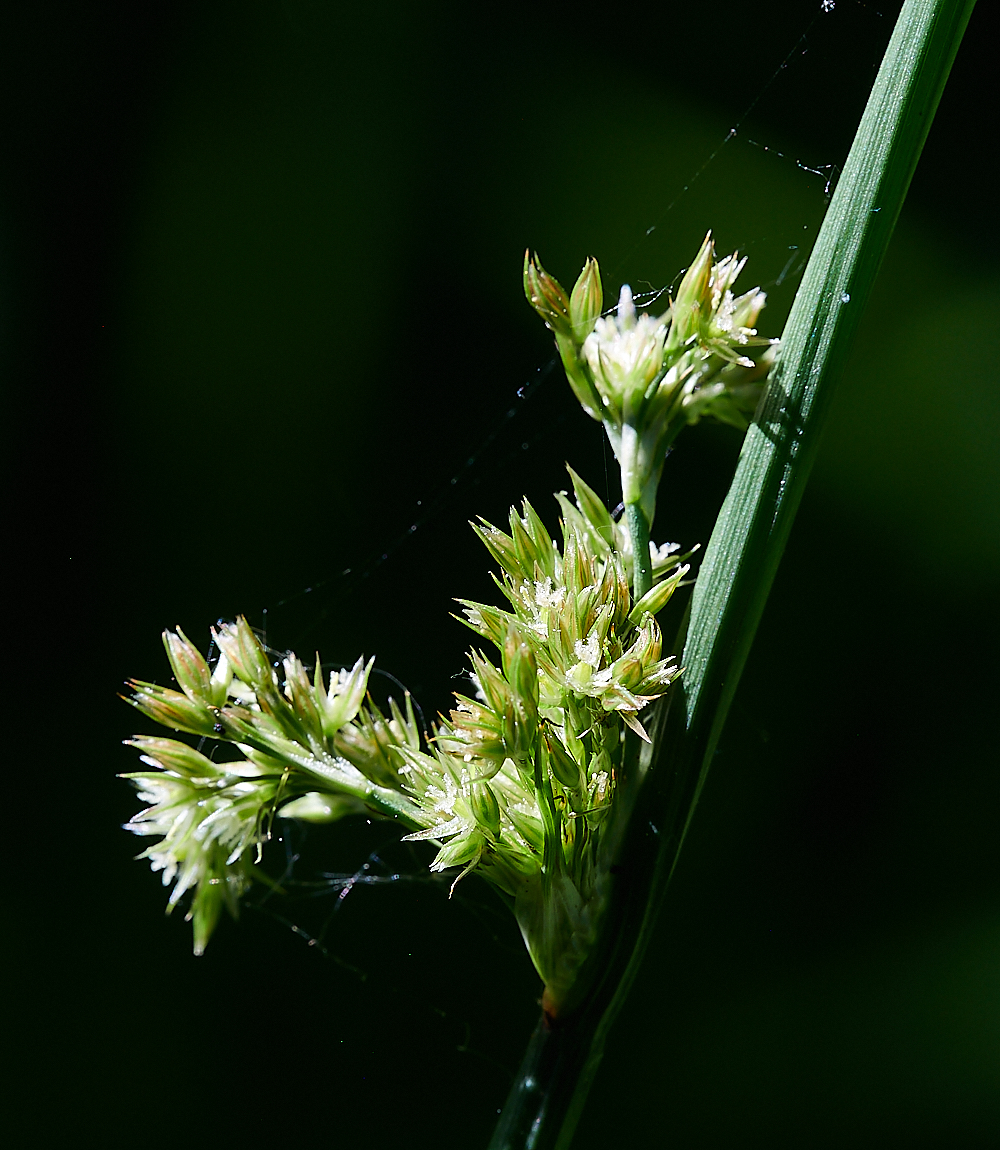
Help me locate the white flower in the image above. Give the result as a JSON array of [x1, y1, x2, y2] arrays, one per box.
[[124, 748, 275, 954], [582, 286, 668, 419], [573, 633, 602, 669], [533, 577, 564, 610], [650, 540, 680, 566]]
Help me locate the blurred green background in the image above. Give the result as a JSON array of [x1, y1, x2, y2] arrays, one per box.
[[4, 1, 997, 1145]]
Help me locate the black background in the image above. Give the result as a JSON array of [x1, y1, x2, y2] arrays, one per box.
[[4, 1, 998, 1146]]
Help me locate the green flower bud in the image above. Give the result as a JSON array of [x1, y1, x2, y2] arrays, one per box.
[[213, 617, 272, 693], [209, 652, 232, 708], [502, 696, 533, 764], [282, 653, 322, 733], [519, 499, 558, 573], [582, 285, 669, 425], [469, 780, 502, 838], [457, 599, 513, 648], [627, 563, 689, 624], [610, 655, 644, 692], [569, 257, 603, 341], [315, 655, 373, 738], [729, 285, 767, 331], [545, 731, 585, 792], [667, 230, 714, 351], [125, 736, 223, 779], [126, 679, 218, 737], [492, 841, 542, 880], [506, 804, 545, 854], [188, 879, 226, 958], [523, 251, 573, 337], [510, 507, 542, 574], [473, 518, 523, 580], [431, 829, 485, 873], [162, 627, 215, 705], [503, 626, 539, 719]]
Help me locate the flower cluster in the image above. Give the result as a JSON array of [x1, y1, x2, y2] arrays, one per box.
[[124, 619, 424, 951], [122, 738, 280, 955], [123, 472, 689, 1011], [120, 233, 773, 1019], [524, 233, 777, 525], [394, 470, 688, 1010]]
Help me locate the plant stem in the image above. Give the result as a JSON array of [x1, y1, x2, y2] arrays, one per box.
[[490, 1, 975, 1145], [624, 501, 652, 601]]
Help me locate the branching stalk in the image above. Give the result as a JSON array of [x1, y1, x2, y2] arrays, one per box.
[[491, 1, 976, 1145], [624, 501, 652, 601]]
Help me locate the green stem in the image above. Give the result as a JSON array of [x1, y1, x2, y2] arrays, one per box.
[[624, 501, 651, 601], [491, 1, 975, 1145], [489, 1014, 591, 1150]]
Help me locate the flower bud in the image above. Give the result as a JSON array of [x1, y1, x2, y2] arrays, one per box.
[[506, 805, 545, 853], [209, 652, 232, 708], [283, 653, 321, 731], [213, 617, 272, 692], [162, 628, 213, 704], [503, 626, 539, 719], [126, 680, 218, 737], [523, 251, 573, 337], [189, 881, 225, 959], [495, 841, 543, 878], [730, 286, 766, 331], [581, 285, 670, 427], [509, 507, 543, 574], [125, 736, 221, 779], [431, 830, 485, 873], [569, 257, 603, 341], [318, 655, 373, 737], [469, 780, 502, 838], [457, 599, 508, 647], [473, 519, 523, 581], [667, 231, 714, 351], [610, 655, 644, 691], [627, 563, 689, 624], [545, 731, 585, 792]]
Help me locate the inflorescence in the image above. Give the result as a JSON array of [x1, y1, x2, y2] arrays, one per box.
[[524, 232, 776, 600], [124, 473, 688, 1006], [122, 233, 777, 1010]]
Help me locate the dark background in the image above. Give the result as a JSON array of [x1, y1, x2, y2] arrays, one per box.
[[4, 1, 998, 1146]]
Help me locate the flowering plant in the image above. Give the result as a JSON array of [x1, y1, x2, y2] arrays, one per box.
[[110, 0, 971, 1142], [121, 232, 778, 1138], [123, 236, 774, 1007]]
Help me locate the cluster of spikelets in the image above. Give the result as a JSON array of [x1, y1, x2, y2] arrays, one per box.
[[124, 625, 421, 953], [524, 232, 777, 516], [123, 471, 689, 990], [123, 233, 777, 1009]]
